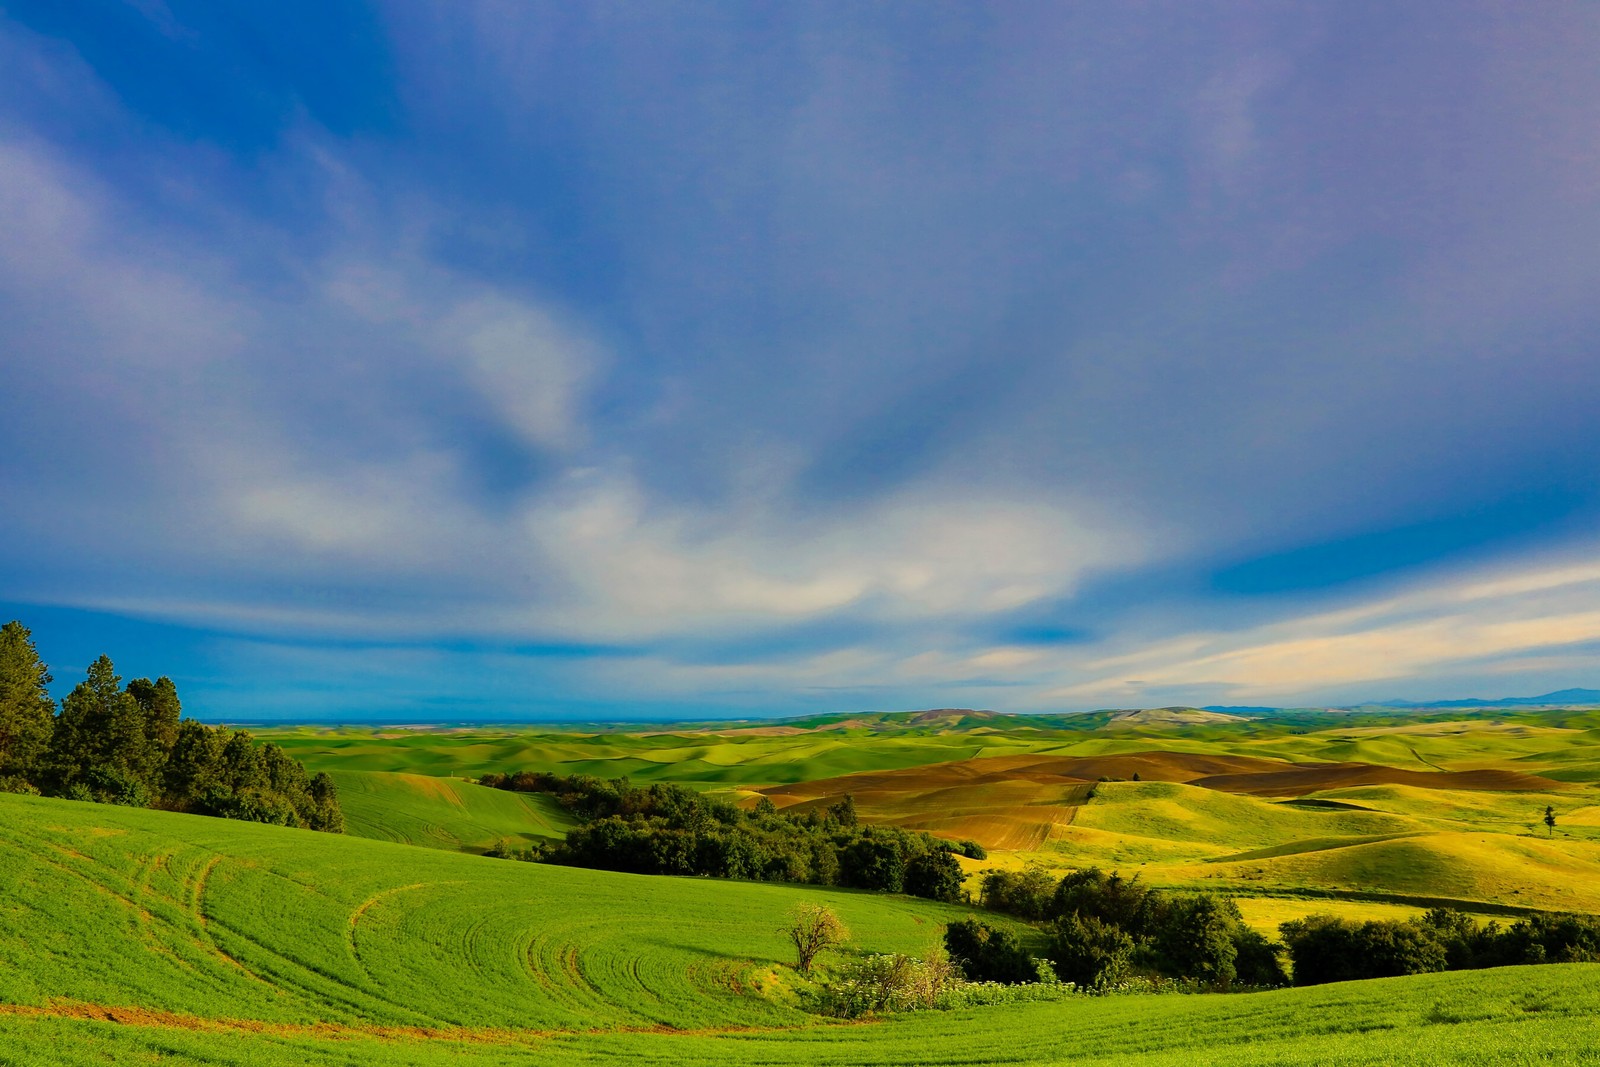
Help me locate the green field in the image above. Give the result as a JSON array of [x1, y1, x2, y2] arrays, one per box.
[[255, 708, 1600, 787], [254, 710, 1600, 920], [4, 791, 1600, 1065], [331, 770, 576, 852]]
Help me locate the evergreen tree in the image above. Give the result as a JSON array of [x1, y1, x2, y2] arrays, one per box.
[[307, 772, 344, 832], [260, 742, 308, 797], [218, 728, 267, 793], [0, 621, 56, 786], [1, 620, 341, 832], [50, 655, 153, 796], [126, 677, 181, 765], [164, 718, 224, 805]]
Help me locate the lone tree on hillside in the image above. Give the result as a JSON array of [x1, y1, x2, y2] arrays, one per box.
[[786, 903, 848, 974], [1545, 806, 1557, 837]]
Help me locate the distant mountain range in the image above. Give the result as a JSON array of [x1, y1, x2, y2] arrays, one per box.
[[1198, 690, 1600, 714], [1365, 688, 1600, 709]]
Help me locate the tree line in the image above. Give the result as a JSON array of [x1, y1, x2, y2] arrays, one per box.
[[1282, 908, 1600, 983], [959, 866, 1286, 989], [0, 621, 342, 832], [969, 863, 1600, 989], [479, 771, 982, 900]]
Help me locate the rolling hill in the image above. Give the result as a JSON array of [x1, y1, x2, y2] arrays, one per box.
[[331, 769, 576, 851], [5, 790, 1600, 1066]]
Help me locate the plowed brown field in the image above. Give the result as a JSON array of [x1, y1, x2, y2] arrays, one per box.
[[755, 751, 1562, 850]]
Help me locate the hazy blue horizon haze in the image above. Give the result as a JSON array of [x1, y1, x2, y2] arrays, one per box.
[[3, 3, 1599, 720]]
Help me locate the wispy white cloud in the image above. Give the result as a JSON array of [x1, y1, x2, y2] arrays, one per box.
[[520, 471, 1140, 639], [1045, 551, 1600, 706]]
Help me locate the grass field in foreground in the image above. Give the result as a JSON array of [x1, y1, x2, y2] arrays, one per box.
[[1, 958, 1597, 1065], [0, 792, 1009, 1035], [6, 793, 1600, 1065]]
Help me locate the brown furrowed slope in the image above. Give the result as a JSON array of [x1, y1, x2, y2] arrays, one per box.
[[761, 751, 1290, 802], [754, 751, 1564, 851]]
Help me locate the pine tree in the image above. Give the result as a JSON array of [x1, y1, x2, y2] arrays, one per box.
[[307, 772, 344, 832], [126, 676, 182, 765], [0, 621, 57, 786], [50, 655, 152, 799], [218, 728, 267, 793], [163, 718, 224, 806]]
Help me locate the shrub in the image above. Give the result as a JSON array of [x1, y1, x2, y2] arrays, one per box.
[[979, 866, 1056, 920], [1147, 894, 1240, 986], [1053, 867, 1153, 934], [944, 919, 1043, 984], [1497, 913, 1600, 965], [1280, 915, 1447, 985], [1047, 912, 1134, 989], [904, 849, 965, 903], [952, 839, 987, 860], [1233, 927, 1290, 987], [811, 949, 1002, 1017]]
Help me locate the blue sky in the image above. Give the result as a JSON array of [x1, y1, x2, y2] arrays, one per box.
[[3, 2, 1600, 721]]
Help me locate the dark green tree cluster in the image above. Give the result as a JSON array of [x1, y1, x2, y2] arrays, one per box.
[[943, 919, 1046, 983], [0, 622, 341, 832], [1281, 908, 1600, 985], [975, 866, 1287, 990], [479, 772, 975, 901]]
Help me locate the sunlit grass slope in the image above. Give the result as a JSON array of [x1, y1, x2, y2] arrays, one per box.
[[1065, 781, 1418, 859], [3, 955, 1597, 1065], [1023, 783, 1598, 911], [331, 769, 576, 851], [1165, 831, 1600, 913], [258, 723, 1009, 787], [0, 792, 1014, 1037], [7, 794, 1600, 1065]]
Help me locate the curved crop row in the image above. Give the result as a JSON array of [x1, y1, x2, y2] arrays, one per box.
[[0, 793, 982, 1034]]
